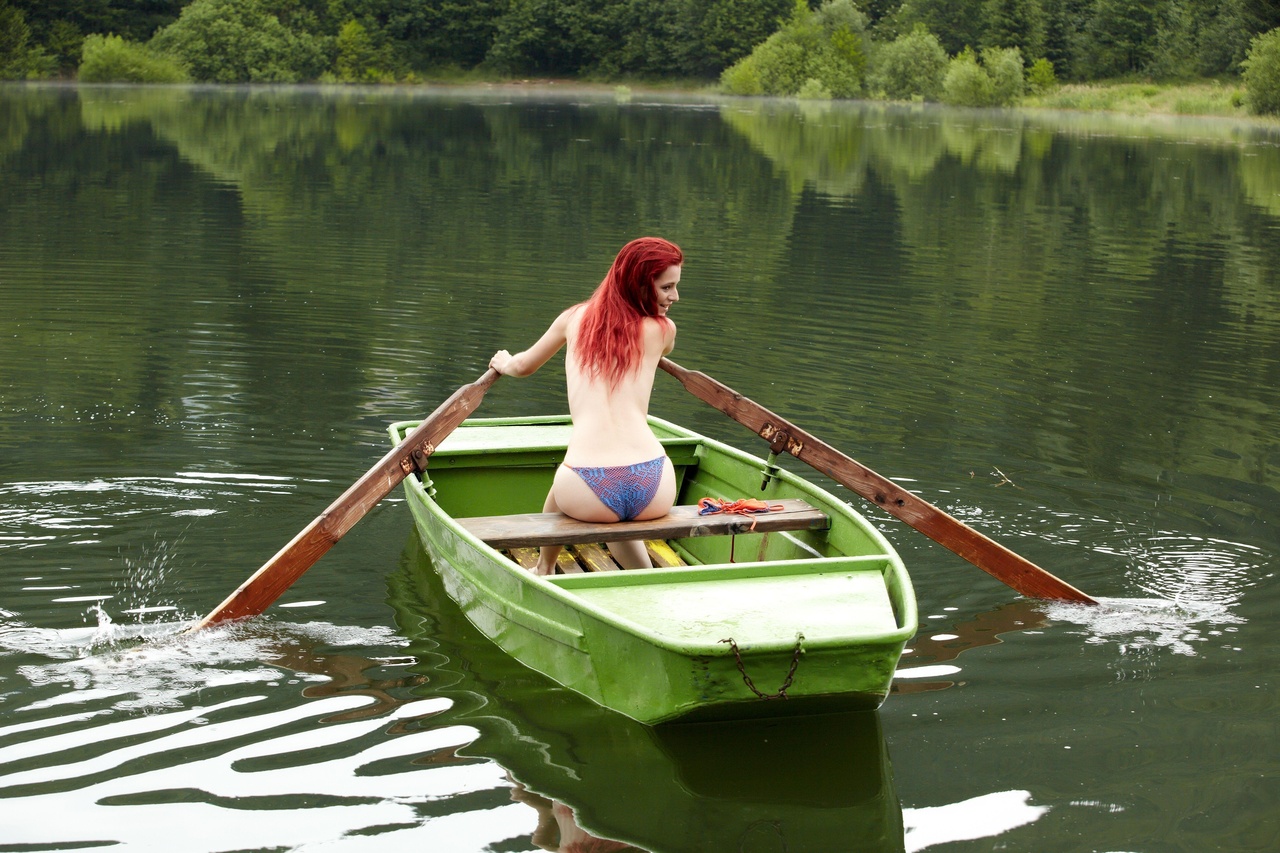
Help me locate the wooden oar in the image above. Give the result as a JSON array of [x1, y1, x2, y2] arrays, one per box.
[[659, 358, 1096, 604], [189, 369, 501, 631]]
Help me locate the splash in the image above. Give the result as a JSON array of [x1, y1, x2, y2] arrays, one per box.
[[6, 618, 407, 713], [1043, 596, 1244, 657], [109, 530, 191, 625]]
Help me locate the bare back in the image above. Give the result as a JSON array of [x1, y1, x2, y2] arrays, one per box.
[[561, 306, 675, 467]]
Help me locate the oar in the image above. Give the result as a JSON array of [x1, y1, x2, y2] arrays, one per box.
[[189, 369, 501, 631], [659, 358, 1096, 604]]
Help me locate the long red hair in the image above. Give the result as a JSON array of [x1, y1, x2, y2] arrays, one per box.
[[575, 237, 683, 386]]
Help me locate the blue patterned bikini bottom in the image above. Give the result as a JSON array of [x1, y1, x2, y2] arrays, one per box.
[[565, 456, 666, 521]]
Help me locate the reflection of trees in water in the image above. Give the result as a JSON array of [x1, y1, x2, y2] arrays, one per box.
[[5, 87, 1280, 493], [722, 98, 1280, 493]]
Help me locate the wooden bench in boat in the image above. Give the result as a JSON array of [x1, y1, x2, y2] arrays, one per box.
[[458, 499, 830, 574], [457, 498, 829, 549]]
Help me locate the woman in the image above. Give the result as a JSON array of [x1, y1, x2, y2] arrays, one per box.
[[489, 237, 683, 574]]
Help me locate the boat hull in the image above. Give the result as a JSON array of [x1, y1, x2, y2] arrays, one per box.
[[391, 415, 916, 724]]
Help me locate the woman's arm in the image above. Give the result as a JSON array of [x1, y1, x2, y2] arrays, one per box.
[[490, 308, 574, 377]]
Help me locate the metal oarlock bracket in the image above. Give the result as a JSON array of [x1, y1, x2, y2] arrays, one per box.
[[758, 424, 804, 489]]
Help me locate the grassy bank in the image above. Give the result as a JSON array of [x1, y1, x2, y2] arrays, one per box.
[[1019, 79, 1259, 119]]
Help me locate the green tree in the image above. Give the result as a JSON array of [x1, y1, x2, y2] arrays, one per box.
[[8, 0, 185, 46], [1, 2, 34, 78], [148, 0, 329, 83], [720, 0, 868, 97], [1038, 0, 1086, 79], [1079, 0, 1157, 77], [674, 0, 793, 77], [889, 0, 986, 55], [486, 0, 621, 76], [983, 0, 1046, 58], [1242, 26, 1280, 115], [1197, 0, 1280, 75], [869, 24, 949, 100], [1147, 0, 1200, 79], [45, 20, 84, 74], [320, 0, 502, 74], [334, 18, 379, 82]]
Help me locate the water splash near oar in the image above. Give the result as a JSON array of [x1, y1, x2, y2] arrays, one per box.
[[1043, 595, 1243, 658]]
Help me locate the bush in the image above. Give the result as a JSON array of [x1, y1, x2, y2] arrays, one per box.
[[983, 46, 1025, 104], [1242, 27, 1280, 116], [797, 77, 832, 99], [753, 31, 810, 95], [1026, 57, 1057, 93], [149, 0, 329, 84], [941, 46, 1026, 107], [78, 34, 189, 83], [720, 52, 764, 95], [869, 24, 948, 101], [719, 0, 868, 98], [942, 48, 995, 107]]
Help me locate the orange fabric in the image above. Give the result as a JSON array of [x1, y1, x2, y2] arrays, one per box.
[[697, 497, 786, 531]]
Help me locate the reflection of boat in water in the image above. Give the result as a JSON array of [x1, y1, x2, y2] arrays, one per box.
[[388, 540, 905, 853]]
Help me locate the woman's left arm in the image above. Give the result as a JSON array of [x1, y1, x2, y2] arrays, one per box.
[[490, 308, 572, 377]]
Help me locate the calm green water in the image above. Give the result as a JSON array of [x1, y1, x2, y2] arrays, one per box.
[[2, 83, 1278, 852]]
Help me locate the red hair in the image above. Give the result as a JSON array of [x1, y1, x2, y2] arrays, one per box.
[[575, 237, 683, 386]]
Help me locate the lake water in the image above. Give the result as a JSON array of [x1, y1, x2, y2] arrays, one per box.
[[2, 83, 1278, 852]]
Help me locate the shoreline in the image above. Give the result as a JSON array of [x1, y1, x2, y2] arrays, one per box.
[[8, 76, 1279, 128]]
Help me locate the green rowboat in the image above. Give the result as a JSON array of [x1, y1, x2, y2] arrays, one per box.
[[387, 414, 917, 725]]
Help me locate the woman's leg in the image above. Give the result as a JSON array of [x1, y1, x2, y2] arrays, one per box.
[[605, 539, 650, 569], [534, 488, 564, 576]]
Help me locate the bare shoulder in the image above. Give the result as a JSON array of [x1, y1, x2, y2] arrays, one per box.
[[643, 316, 677, 355]]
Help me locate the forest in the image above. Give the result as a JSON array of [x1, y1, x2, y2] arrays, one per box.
[[2, 0, 1280, 113]]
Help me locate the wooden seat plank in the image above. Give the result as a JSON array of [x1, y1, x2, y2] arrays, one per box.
[[459, 499, 828, 549]]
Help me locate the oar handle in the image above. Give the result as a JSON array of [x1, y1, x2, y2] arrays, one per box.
[[659, 358, 1095, 604], [189, 368, 500, 631]]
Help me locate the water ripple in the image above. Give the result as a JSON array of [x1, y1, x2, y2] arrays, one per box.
[[0, 474, 312, 550], [0, 616, 522, 852]]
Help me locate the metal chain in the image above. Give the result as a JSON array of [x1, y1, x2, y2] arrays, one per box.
[[719, 632, 805, 700]]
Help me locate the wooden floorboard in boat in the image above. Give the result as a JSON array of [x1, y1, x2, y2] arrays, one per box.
[[503, 539, 687, 573]]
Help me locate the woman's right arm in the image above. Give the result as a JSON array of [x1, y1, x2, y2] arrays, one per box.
[[490, 308, 573, 377]]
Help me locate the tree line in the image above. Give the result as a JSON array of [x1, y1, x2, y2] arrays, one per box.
[[1, 0, 1279, 112]]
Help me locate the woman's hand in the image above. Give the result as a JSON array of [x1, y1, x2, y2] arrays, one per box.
[[489, 349, 515, 375]]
